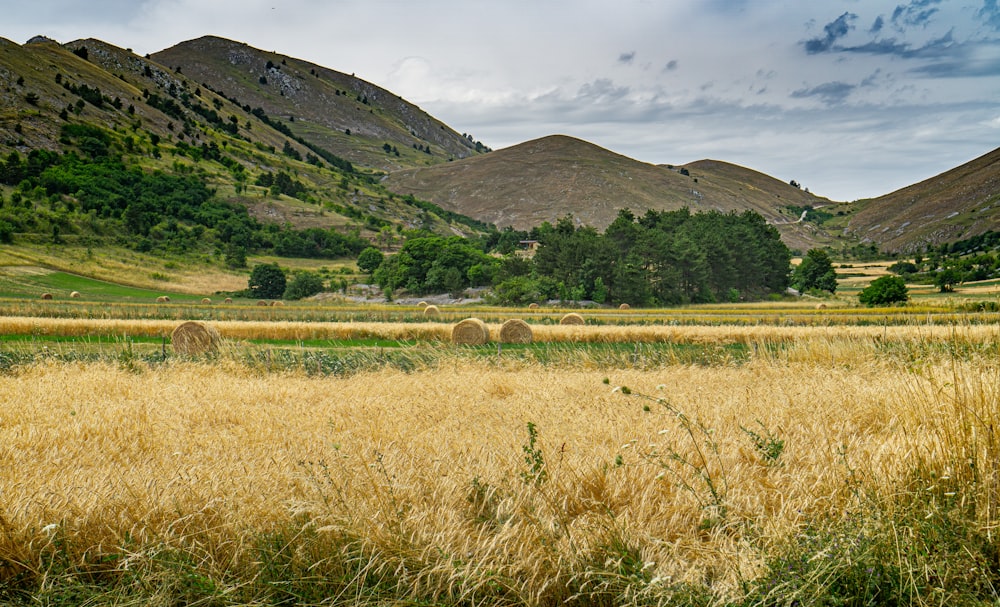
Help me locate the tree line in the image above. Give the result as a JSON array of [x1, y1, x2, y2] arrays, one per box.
[[365, 208, 793, 305]]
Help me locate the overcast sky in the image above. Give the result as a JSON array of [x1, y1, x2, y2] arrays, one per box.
[[6, 0, 1000, 201]]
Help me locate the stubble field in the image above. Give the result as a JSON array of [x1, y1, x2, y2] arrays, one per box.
[[2, 301, 1000, 606]]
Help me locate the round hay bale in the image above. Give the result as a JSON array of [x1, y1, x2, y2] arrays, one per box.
[[271, 300, 285, 307], [171, 321, 221, 356], [224, 297, 233, 304], [452, 318, 490, 345], [528, 303, 540, 310], [816, 303, 827, 310], [70, 291, 81, 299], [257, 300, 269, 306], [499, 319, 533, 344], [417, 301, 428, 308], [201, 297, 212, 304], [560, 312, 585, 326], [619, 303, 631, 310], [423, 304, 440, 317], [156, 295, 168, 303], [40, 293, 53, 300]]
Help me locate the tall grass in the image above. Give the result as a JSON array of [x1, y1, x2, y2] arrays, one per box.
[[1, 334, 1000, 604], [3, 314, 1000, 346]]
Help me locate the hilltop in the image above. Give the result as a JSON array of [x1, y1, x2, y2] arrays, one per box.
[[384, 134, 843, 252]]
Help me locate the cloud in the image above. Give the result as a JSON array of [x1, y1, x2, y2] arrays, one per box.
[[618, 51, 636, 64], [664, 59, 678, 71], [870, 15, 885, 34], [978, 0, 1000, 30], [576, 78, 631, 103], [790, 81, 856, 105], [890, 0, 942, 30], [804, 12, 857, 54]]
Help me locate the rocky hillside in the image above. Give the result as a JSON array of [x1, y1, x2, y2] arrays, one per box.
[[149, 36, 488, 170], [843, 147, 1000, 253]]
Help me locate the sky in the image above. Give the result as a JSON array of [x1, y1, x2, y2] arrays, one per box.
[[5, 0, 1000, 201]]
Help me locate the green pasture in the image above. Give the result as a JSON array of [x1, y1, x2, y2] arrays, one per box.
[[0, 270, 208, 302]]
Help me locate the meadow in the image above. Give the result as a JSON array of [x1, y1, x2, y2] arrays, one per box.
[[2, 290, 1000, 606]]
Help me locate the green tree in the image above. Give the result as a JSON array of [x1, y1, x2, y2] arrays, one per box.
[[793, 249, 838, 293], [357, 246, 384, 274], [284, 271, 324, 300], [934, 268, 961, 293], [859, 275, 909, 306], [248, 263, 286, 299], [224, 244, 247, 269]]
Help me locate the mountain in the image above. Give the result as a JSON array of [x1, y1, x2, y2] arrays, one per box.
[[3, 33, 997, 259], [149, 36, 487, 170], [843, 147, 1000, 253], [0, 35, 490, 241], [383, 134, 841, 252]]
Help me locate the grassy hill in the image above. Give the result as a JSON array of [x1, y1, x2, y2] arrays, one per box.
[[843, 147, 1000, 253], [383, 135, 848, 252], [0, 35, 489, 240]]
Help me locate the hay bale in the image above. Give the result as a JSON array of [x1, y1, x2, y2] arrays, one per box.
[[528, 303, 540, 310], [499, 319, 533, 344], [171, 321, 221, 356], [201, 297, 212, 304], [271, 300, 285, 307], [156, 295, 169, 303], [560, 312, 585, 326], [224, 297, 233, 304], [452, 318, 490, 345], [40, 293, 53, 300], [257, 300, 269, 306], [816, 303, 827, 310], [70, 291, 81, 299], [423, 304, 440, 317], [417, 301, 428, 308], [619, 303, 631, 310]]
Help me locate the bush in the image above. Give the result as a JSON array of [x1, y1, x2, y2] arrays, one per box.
[[794, 249, 838, 293], [357, 247, 383, 274], [248, 263, 286, 299], [487, 276, 544, 306], [859, 275, 908, 306], [284, 271, 324, 300]]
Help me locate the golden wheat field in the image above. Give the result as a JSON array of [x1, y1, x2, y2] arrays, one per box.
[[2, 329, 1000, 605]]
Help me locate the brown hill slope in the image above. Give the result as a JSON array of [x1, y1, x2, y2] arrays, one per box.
[[383, 135, 837, 251], [844, 147, 1000, 253], [150, 36, 484, 171]]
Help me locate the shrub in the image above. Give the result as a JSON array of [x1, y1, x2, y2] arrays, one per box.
[[248, 263, 286, 299], [283, 271, 324, 300], [794, 249, 838, 293], [356, 247, 383, 274], [859, 275, 908, 306]]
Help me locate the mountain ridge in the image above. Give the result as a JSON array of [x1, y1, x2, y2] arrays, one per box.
[[2, 33, 999, 255]]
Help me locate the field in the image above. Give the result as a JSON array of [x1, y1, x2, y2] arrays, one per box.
[[2, 281, 1000, 605]]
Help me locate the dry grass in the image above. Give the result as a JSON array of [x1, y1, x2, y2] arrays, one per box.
[[2, 315, 1000, 347], [1, 341, 998, 602]]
